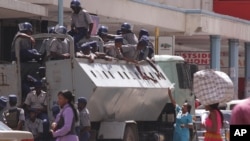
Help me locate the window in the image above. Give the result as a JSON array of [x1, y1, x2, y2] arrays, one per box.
[[176, 63, 190, 89]]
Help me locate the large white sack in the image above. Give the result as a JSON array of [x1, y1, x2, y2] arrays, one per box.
[[193, 69, 234, 106]]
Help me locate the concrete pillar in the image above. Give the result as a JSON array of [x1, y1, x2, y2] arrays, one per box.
[[58, 0, 63, 25], [229, 39, 239, 99], [245, 42, 250, 98], [210, 35, 221, 70]]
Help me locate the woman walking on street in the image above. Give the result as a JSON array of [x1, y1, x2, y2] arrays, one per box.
[[50, 90, 79, 141], [168, 88, 193, 141], [203, 103, 223, 141]]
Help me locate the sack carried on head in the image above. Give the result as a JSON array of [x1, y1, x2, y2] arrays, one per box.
[[193, 69, 234, 105]]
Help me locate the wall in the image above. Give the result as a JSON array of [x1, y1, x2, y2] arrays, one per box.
[[214, 0, 250, 20]]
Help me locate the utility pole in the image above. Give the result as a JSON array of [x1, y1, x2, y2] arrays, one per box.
[[58, 0, 63, 26]]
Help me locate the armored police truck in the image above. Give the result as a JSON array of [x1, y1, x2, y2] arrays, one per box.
[[0, 33, 197, 141]]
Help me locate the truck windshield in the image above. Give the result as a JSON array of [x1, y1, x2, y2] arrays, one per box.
[[176, 63, 190, 89], [176, 63, 198, 89]]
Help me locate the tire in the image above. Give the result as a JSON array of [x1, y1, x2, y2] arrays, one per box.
[[123, 124, 139, 141]]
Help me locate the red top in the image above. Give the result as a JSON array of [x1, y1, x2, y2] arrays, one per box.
[[205, 110, 222, 134], [231, 98, 250, 125]]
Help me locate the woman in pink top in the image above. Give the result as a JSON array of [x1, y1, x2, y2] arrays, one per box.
[[203, 103, 223, 141]]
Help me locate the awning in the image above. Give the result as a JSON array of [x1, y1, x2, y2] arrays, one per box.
[[0, 0, 48, 19]]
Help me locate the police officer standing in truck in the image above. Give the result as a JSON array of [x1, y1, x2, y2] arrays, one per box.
[[70, 0, 93, 50], [11, 22, 42, 101], [120, 22, 138, 45]]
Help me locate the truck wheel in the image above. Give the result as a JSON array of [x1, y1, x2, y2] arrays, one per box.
[[123, 124, 139, 141]]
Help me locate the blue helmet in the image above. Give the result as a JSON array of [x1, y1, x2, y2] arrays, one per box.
[[0, 96, 7, 109], [116, 30, 122, 35], [78, 97, 87, 104], [55, 26, 67, 34], [139, 29, 149, 38], [121, 22, 132, 31], [70, 0, 81, 8], [9, 94, 17, 103], [18, 22, 33, 32], [138, 35, 149, 46], [80, 42, 91, 51], [97, 26, 108, 36], [48, 26, 55, 34], [115, 36, 123, 43]]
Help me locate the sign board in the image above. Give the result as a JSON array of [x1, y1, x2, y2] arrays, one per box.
[[175, 51, 245, 67], [150, 36, 174, 55], [220, 52, 245, 68], [175, 51, 210, 65]]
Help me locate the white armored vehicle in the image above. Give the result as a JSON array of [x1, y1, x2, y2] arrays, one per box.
[[0, 34, 197, 141]]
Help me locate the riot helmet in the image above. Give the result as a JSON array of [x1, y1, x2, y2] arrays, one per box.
[[70, 0, 81, 8], [48, 26, 55, 34], [18, 22, 33, 33], [55, 26, 67, 34], [121, 22, 132, 32], [97, 26, 108, 36], [139, 29, 149, 39]]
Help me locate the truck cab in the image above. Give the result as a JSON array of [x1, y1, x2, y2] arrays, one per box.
[[154, 55, 197, 114], [0, 33, 197, 141]]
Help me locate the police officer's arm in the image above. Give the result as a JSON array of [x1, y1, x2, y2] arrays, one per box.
[[41, 94, 48, 113], [40, 106, 47, 113], [146, 57, 161, 77], [123, 57, 138, 64], [16, 120, 24, 130], [94, 52, 106, 57], [135, 65, 148, 80], [17, 33, 35, 46], [105, 33, 119, 40], [24, 93, 32, 111], [88, 53, 96, 63], [50, 52, 70, 59], [168, 88, 176, 108], [134, 63, 157, 82], [70, 17, 75, 30], [2, 112, 7, 125], [84, 11, 93, 37], [80, 112, 91, 132], [88, 23, 93, 37], [76, 52, 93, 62], [16, 109, 25, 130]]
